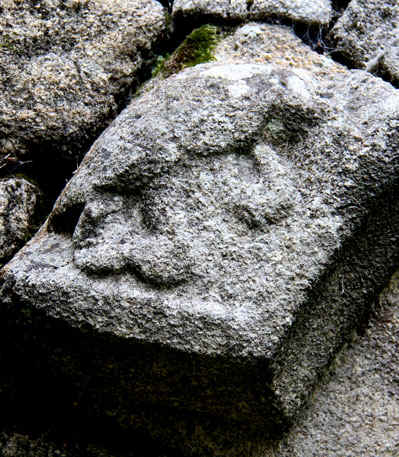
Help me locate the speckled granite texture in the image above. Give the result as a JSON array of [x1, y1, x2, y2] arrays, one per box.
[[1, 1, 399, 457], [262, 271, 399, 457], [173, 0, 332, 24], [0, 0, 167, 164], [0, 178, 40, 264], [331, 0, 399, 76]]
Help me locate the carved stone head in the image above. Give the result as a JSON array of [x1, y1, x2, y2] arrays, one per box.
[[3, 63, 399, 433]]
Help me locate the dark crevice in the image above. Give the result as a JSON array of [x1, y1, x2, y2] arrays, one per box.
[[376, 72, 399, 90], [327, 49, 358, 69], [156, 0, 173, 13], [292, 23, 338, 55], [331, 0, 351, 14], [368, 60, 399, 89], [47, 202, 85, 235]]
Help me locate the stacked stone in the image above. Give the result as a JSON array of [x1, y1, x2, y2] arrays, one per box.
[[0, 1, 399, 457]]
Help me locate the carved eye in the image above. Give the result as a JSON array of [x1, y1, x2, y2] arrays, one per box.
[[47, 202, 85, 235]]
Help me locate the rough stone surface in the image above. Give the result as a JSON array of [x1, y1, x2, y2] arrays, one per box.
[[0, 0, 167, 164], [0, 178, 40, 264], [259, 270, 399, 457], [143, 23, 346, 98], [2, 23, 399, 456], [173, 0, 332, 25], [374, 38, 399, 87], [213, 23, 345, 78], [331, 0, 399, 73]]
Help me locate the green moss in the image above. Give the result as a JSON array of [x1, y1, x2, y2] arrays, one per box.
[[164, 10, 173, 31], [151, 53, 170, 78], [159, 25, 221, 78]]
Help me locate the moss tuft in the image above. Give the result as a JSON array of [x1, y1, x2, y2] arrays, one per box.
[[158, 25, 221, 78], [151, 53, 170, 78]]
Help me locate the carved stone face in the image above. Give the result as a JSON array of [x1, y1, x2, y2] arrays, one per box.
[[72, 144, 298, 314], [31, 63, 346, 360], [4, 62, 399, 436]]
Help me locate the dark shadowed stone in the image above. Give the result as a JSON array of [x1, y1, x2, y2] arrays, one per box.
[[0, 430, 173, 457], [1, 58, 399, 455], [0, 0, 167, 165], [261, 270, 399, 457]]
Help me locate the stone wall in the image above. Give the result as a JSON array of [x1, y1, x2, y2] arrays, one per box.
[[0, 1, 398, 456]]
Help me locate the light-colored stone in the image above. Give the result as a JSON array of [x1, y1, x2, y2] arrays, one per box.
[[0, 0, 167, 163], [213, 23, 346, 79], [331, 0, 399, 74], [0, 178, 40, 264], [145, 22, 346, 92], [173, 0, 332, 25]]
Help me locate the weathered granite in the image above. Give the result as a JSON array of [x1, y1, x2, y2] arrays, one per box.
[[2, 31, 399, 456], [331, 0, 399, 74], [0, 0, 167, 165], [372, 37, 399, 87], [145, 22, 346, 91], [260, 270, 399, 457], [0, 433, 69, 457], [212, 23, 345, 77], [0, 178, 40, 265], [172, 0, 333, 25]]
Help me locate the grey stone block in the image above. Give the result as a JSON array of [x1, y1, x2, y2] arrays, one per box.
[[173, 0, 332, 25], [0, 0, 167, 165], [264, 269, 399, 457], [2, 55, 399, 452], [0, 178, 40, 264], [331, 0, 399, 73]]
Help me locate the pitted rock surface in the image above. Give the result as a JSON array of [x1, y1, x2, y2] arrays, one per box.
[[373, 38, 399, 87], [331, 0, 399, 75], [173, 0, 332, 25], [0, 178, 40, 264], [212, 23, 346, 78], [262, 271, 399, 457], [2, 54, 399, 445], [141, 23, 346, 101], [0, 0, 166, 164]]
